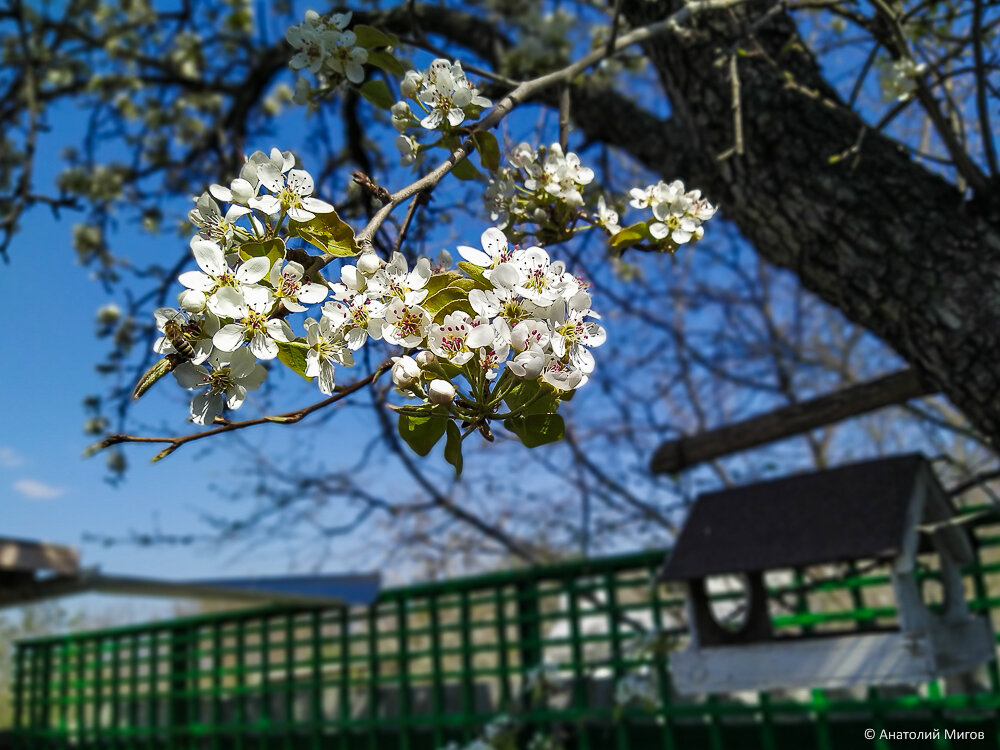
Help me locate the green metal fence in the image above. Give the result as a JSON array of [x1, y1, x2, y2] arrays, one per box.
[[10, 507, 1000, 749]]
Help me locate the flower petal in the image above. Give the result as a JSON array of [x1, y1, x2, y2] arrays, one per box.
[[210, 287, 246, 319], [213, 324, 246, 352], [173, 362, 209, 389], [457, 245, 491, 267], [190, 392, 223, 425], [191, 238, 225, 276], [249, 333, 278, 360], [238, 256, 271, 284]]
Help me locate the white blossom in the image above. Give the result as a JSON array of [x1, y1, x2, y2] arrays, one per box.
[[255, 162, 334, 222], [410, 59, 491, 130], [382, 298, 431, 348], [456, 227, 514, 271], [879, 57, 927, 102], [211, 286, 293, 360], [391, 355, 421, 389], [173, 348, 267, 425], [269, 260, 328, 312], [286, 10, 367, 86], [630, 179, 717, 248], [596, 195, 621, 235], [321, 294, 386, 350], [427, 311, 495, 366], [395, 134, 419, 166], [304, 316, 353, 395], [188, 192, 250, 247], [368, 253, 432, 306], [177, 237, 270, 315]]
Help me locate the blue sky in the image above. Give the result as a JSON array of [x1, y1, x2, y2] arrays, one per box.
[[2, 0, 964, 626]]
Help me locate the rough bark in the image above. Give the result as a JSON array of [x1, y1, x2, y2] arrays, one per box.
[[579, 1, 1000, 446]]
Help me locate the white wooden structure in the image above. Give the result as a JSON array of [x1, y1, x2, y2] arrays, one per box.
[[659, 455, 995, 694]]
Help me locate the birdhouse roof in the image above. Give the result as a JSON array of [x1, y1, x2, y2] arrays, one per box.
[[659, 454, 968, 581]]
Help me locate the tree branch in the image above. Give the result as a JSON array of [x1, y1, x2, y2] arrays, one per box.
[[650, 368, 936, 474], [349, 0, 751, 252], [95, 360, 392, 461]]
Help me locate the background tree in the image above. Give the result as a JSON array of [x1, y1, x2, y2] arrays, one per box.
[[2, 0, 998, 573]]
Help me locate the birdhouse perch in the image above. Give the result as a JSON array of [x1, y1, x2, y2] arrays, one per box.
[[658, 454, 995, 694]]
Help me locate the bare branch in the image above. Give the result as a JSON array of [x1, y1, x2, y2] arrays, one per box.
[[95, 360, 393, 461]]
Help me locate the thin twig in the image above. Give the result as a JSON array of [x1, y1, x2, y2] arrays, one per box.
[[971, 0, 998, 177], [717, 53, 744, 160], [392, 190, 427, 255], [95, 360, 393, 460]]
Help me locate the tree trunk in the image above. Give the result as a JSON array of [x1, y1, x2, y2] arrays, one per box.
[[596, 1, 1000, 446]]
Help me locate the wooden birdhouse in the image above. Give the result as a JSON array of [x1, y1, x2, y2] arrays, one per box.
[[659, 454, 995, 694]]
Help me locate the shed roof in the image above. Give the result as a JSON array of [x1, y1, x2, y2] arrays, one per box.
[[659, 454, 957, 581]]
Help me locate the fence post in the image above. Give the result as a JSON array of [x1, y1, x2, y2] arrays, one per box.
[[13, 645, 28, 746], [516, 577, 542, 676], [168, 626, 193, 749]]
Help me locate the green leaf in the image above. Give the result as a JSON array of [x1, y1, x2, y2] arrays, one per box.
[[398, 409, 449, 456], [238, 237, 285, 265], [502, 380, 559, 416], [289, 211, 359, 256], [431, 297, 476, 324], [472, 131, 500, 172], [502, 379, 541, 411], [422, 286, 470, 315], [609, 222, 648, 249], [444, 421, 463, 476], [358, 79, 395, 110], [447, 277, 478, 293], [367, 49, 406, 76], [504, 413, 565, 448], [275, 340, 313, 381], [450, 156, 483, 181], [353, 24, 398, 49], [423, 271, 465, 298], [456, 261, 493, 289]]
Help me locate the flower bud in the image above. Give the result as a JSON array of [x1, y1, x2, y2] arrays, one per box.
[[391, 101, 411, 132], [414, 351, 437, 368], [357, 252, 381, 276], [400, 71, 422, 98], [178, 289, 206, 313], [391, 355, 421, 389], [341, 264, 366, 290], [427, 379, 456, 405], [106, 449, 127, 474], [96, 303, 121, 325]]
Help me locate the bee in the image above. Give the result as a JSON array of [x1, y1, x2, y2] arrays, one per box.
[[163, 320, 196, 360]]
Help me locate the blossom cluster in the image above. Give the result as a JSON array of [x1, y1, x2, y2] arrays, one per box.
[[485, 142, 595, 230], [146, 148, 604, 439], [148, 149, 344, 423], [878, 57, 927, 102], [626, 179, 717, 246], [390, 227, 606, 400], [287, 10, 368, 102], [392, 59, 491, 164]]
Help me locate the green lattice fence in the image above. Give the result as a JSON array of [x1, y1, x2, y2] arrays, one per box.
[[10, 506, 1000, 749]]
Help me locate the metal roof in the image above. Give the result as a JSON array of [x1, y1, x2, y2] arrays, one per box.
[[0, 536, 380, 610], [658, 454, 963, 581]]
